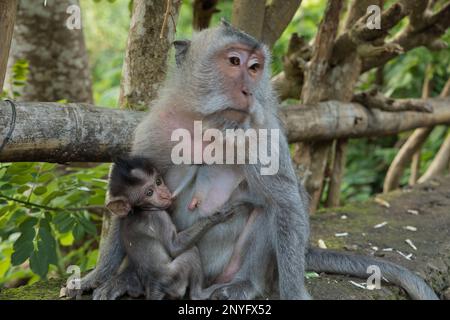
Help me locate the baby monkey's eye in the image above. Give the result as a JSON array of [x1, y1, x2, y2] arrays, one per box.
[[229, 56, 240, 66], [155, 178, 162, 186], [146, 189, 153, 197]]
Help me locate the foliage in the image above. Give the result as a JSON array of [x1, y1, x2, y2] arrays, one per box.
[[80, 0, 130, 107], [0, 163, 108, 285], [0, 59, 29, 100]]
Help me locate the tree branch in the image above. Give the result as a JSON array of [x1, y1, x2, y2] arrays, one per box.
[[353, 89, 434, 113], [2, 98, 450, 162], [282, 97, 450, 142], [0, 0, 18, 91], [261, 0, 303, 47], [332, 2, 405, 66], [362, 2, 450, 72], [271, 33, 311, 101], [0, 101, 141, 162], [416, 77, 450, 184], [302, 0, 343, 104]]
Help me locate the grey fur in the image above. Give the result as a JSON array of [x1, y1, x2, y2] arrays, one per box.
[[68, 23, 438, 300], [98, 160, 234, 300]]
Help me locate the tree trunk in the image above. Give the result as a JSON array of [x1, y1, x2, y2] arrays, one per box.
[[325, 138, 348, 207], [231, 0, 266, 40], [409, 65, 433, 186], [118, 0, 181, 110], [261, 0, 302, 47], [294, 0, 344, 212], [101, 0, 181, 242], [5, 0, 93, 103], [417, 78, 450, 184], [231, 0, 303, 48], [385, 74, 450, 191], [0, 0, 18, 91], [417, 130, 450, 184], [384, 64, 433, 191], [193, 0, 218, 31], [383, 127, 433, 192]]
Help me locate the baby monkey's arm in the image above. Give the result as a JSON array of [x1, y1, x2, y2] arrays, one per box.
[[163, 209, 233, 258]]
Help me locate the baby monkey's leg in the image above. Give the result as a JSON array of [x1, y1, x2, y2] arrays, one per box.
[[159, 247, 200, 299], [179, 247, 228, 300]]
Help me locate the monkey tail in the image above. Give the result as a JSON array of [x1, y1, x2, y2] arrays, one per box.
[[305, 248, 439, 300]]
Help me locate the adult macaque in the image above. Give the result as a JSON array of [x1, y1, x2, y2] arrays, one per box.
[[82, 157, 230, 299], [69, 21, 438, 300]]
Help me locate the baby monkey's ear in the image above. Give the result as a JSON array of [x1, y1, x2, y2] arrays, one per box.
[[106, 196, 131, 217]]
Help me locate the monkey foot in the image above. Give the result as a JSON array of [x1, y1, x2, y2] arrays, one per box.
[[209, 281, 256, 300]]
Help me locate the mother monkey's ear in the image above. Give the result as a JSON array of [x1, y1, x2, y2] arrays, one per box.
[[173, 40, 191, 67]]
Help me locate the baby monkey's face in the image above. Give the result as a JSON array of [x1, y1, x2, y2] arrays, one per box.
[[107, 161, 173, 217], [133, 169, 172, 210]]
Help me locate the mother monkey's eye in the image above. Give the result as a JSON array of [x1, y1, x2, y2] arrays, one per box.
[[229, 56, 240, 66], [248, 58, 260, 73]]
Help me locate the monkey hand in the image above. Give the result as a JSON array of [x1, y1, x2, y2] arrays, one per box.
[[209, 206, 236, 223]]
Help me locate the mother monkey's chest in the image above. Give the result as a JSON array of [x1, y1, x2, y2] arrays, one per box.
[[165, 164, 252, 279]]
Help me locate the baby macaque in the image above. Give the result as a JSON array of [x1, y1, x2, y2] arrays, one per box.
[[106, 156, 230, 299]]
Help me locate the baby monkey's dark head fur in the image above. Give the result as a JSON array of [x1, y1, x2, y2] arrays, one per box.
[[106, 156, 172, 217]]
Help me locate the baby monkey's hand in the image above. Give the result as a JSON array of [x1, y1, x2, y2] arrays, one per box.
[[209, 206, 236, 223]]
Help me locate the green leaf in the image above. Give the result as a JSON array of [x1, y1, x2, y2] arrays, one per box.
[[11, 218, 38, 265], [17, 185, 31, 193], [0, 205, 12, 217], [305, 272, 320, 279], [37, 173, 54, 183], [29, 249, 48, 278], [53, 214, 76, 233], [40, 163, 56, 172], [77, 215, 97, 235], [5, 163, 33, 175], [0, 184, 14, 190], [33, 186, 47, 195], [11, 246, 33, 266], [41, 190, 66, 205], [72, 224, 85, 241], [9, 174, 33, 185], [38, 220, 57, 265], [19, 217, 38, 232]]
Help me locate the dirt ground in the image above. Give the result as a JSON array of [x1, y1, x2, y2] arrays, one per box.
[[306, 176, 450, 300], [1, 177, 449, 300]]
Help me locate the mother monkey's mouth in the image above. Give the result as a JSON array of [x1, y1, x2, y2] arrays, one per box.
[[222, 107, 250, 123]]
